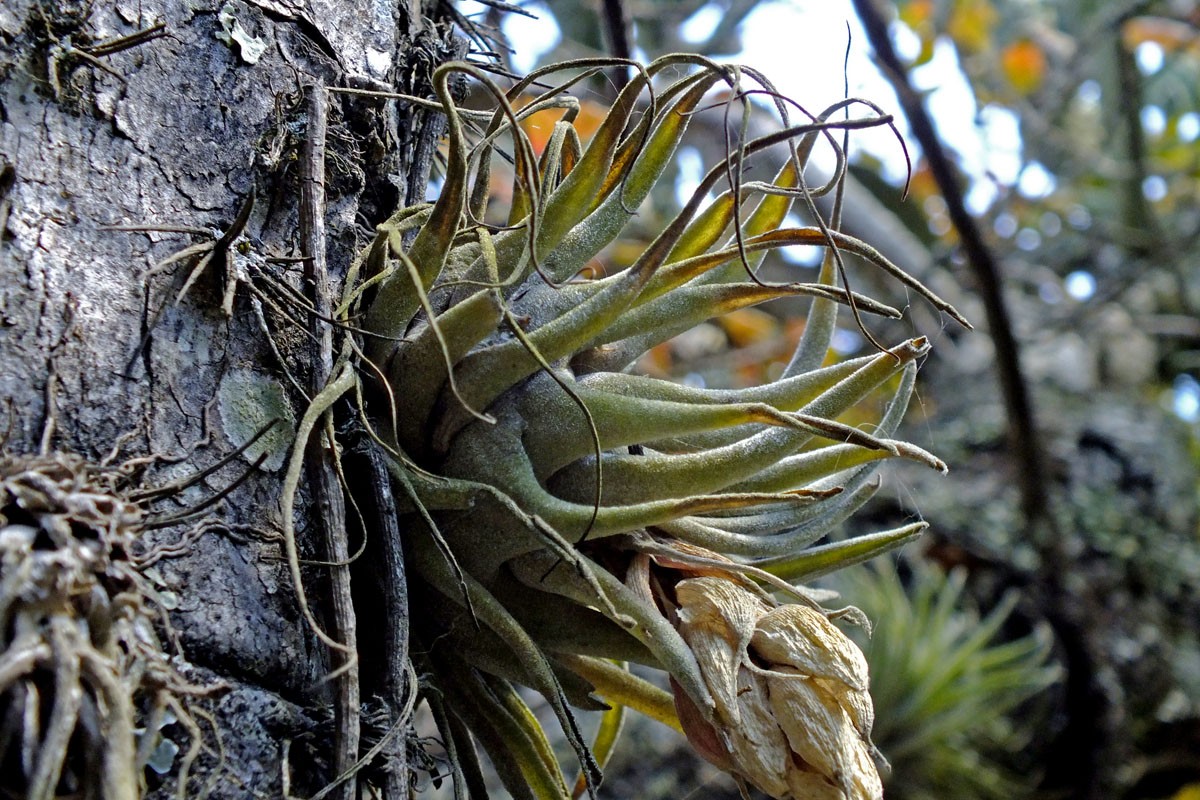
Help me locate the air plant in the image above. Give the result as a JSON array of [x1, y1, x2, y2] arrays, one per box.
[[832, 560, 1061, 800], [288, 54, 970, 799]]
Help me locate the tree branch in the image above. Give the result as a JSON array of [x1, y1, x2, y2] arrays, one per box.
[[851, 0, 1050, 526], [301, 82, 360, 800], [600, 0, 632, 91]]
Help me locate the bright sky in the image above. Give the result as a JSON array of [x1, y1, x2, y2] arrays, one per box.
[[735, 0, 1026, 212], [486, 0, 1027, 213]]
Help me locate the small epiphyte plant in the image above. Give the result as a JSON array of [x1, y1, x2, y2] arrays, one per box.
[[833, 561, 1061, 800], [290, 55, 970, 799]]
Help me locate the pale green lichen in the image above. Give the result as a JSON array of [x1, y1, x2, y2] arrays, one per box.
[[215, 2, 267, 65], [217, 367, 294, 472]]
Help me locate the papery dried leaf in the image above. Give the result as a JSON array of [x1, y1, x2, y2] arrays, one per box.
[[727, 666, 793, 799], [784, 767, 847, 800], [768, 668, 883, 800], [674, 577, 769, 723], [751, 604, 869, 691], [675, 577, 773, 632], [814, 676, 875, 741], [677, 619, 742, 723]]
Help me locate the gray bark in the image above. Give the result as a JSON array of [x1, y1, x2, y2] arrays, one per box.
[[0, 0, 447, 794]]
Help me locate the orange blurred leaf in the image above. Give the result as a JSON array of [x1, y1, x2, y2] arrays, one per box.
[[519, 97, 609, 156], [899, 0, 934, 28], [1001, 39, 1047, 95], [719, 308, 779, 348], [1123, 16, 1200, 54], [899, 0, 938, 66], [640, 342, 675, 377], [906, 164, 940, 201]]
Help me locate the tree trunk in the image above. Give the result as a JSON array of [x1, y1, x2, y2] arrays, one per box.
[[0, 0, 451, 795]]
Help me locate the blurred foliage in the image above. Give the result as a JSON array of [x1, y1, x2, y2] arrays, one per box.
[[892, 0, 1200, 381], [868, 5, 1200, 797], [833, 560, 1060, 800]]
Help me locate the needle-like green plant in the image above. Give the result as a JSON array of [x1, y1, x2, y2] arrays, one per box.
[[287, 55, 971, 799], [833, 560, 1061, 800]]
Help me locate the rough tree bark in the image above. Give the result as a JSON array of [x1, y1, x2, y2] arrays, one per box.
[[0, 0, 456, 795]]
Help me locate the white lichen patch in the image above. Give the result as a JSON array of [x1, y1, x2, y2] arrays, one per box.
[[216, 2, 267, 65]]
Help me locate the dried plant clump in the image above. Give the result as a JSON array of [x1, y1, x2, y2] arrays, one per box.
[[0, 453, 213, 799], [277, 55, 971, 799]]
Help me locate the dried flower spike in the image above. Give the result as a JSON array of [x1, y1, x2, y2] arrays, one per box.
[[673, 576, 883, 799]]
